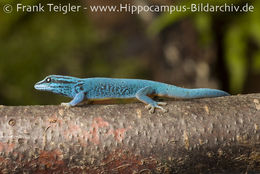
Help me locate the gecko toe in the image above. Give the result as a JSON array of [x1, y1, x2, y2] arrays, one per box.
[[61, 102, 71, 107], [145, 104, 155, 113], [145, 105, 152, 109], [160, 107, 168, 113], [145, 104, 151, 110], [156, 105, 168, 113], [149, 107, 155, 114]]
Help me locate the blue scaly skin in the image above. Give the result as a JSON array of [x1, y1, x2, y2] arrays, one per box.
[[34, 75, 230, 113]]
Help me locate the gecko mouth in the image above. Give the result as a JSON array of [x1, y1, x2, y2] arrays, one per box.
[[34, 83, 50, 91]]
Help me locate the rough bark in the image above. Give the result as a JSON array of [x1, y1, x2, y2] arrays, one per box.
[[0, 94, 259, 174]]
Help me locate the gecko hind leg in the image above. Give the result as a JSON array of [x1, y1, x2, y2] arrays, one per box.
[[136, 86, 168, 114]]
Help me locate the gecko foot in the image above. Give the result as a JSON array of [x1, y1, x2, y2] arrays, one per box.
[[61, 102, 72, 108], [145, 102, 168, 114]]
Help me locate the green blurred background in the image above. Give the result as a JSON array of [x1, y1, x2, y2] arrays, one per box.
[[0, 0, 259, 105]]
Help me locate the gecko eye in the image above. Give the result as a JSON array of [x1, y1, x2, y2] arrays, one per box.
[[46, 77, 51, 83]]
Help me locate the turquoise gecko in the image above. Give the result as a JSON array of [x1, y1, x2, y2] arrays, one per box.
[[34, 75, 230, 113]]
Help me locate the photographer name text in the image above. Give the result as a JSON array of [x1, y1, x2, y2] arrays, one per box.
[[17, 3, 82, 14]]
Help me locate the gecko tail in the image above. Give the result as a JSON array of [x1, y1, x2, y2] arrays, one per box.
[[163, 85, 230, 99], [182, 88, 230, 98]]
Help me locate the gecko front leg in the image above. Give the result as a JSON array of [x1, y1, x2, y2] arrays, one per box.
[[61, 91, 85, 107], [136, 86, 168, 113]]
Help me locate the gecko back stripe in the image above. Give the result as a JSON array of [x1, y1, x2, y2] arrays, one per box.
[[52, 79, 75, 84]]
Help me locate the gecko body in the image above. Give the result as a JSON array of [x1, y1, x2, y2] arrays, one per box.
[[34, 75, 230, 113]]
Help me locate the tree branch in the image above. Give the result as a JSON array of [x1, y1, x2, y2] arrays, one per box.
[[0, 94, 259, 173]]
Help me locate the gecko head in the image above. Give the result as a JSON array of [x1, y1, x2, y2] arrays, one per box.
[[34, 75, 78, 97]]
